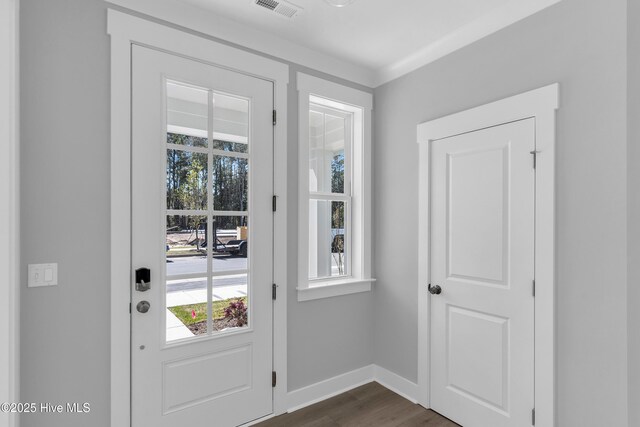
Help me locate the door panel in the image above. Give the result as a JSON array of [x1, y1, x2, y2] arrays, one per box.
[[131, 45, 273, 427], [430, 119, 535, 427], [448, 146, 508, 285]]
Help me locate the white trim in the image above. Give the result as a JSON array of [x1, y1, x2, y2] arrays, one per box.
[[287, 365, 375, 412], [297, 72, 374, 301], [106, 0, 375, 87], [298, 74, 373, 111], [416, 84, 558, 426], [286, 364, 419, 413], [0, 0, 20, 426], [241, 414, 276, 427], [373, 366, 419, 405], [375, 0, 562, 86], [108, 10, 289, 426], [297, 278, 375, 302]]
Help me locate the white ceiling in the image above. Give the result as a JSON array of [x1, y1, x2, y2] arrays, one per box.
[[181, 0, 510, 70], [108, 0, 562, 86]]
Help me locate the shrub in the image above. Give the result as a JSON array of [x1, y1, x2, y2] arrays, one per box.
[[224, 298, 248, 327]]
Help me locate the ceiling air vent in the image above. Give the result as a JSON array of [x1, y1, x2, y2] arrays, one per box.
[[253, 0, 303, 19]]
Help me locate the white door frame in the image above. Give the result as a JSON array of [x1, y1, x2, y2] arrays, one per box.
[[108, 10, 289, 426], [0, 1, 20, 426], [417, 84, 559, 427]]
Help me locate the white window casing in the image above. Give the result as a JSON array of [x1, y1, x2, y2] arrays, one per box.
[[297, 72, 374, 302]]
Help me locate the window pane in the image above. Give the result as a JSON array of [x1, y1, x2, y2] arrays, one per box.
[[212, 155, 248, 212], [309, 109, 346, 194], [212, 274, 249, 332], [167, 81, 208, 145], [213, 92, 249, 153], [211, 216, 249, 270], [166, 149, 208, 210], [166, 277, 208, 341], [166, 215, 207, 277], [309, 110, 323, 193], [309, 200, 346, 279], [326, 114, 345, 194], [212, 216, 248, 272]]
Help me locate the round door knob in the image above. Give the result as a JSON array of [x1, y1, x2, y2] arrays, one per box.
[[428, 284, 442, 295], [136, 301, 151, 313]]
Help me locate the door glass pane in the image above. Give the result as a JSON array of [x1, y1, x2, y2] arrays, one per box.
[[163, 83, 253, 343], [212, 140, 248, 154], [212, 216, 248, 272], [213, 92, 249, 153], [166, 277, 208, 341], [309, 109, 346, 194], [212, 155, 249, 212], [166, 149, 208, 210], [167, 81, 208, 145], [166, 215, 207, 277], [212, 274, 248, 332], [309, 200, 346, 279]]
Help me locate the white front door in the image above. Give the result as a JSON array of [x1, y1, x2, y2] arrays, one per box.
[[429, 119, 535, 426], [131, 45, 274, 427]]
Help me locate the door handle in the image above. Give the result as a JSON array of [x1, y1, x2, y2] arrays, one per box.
[[428, 284, 442, 295], [135, 268, 151, 292], [136, 301, 151, 313]]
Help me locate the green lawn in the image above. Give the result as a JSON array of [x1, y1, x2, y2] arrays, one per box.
[[168, 297, 247, 326]]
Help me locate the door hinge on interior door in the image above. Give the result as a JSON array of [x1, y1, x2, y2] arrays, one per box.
[[272, 371, 277, 387], [273, 110, 277, 126], [272, 283, 277, 300], [273, 195, 277, 212], [532, 408, 535, 425]]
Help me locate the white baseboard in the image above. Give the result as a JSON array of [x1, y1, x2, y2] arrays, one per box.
[[373, 365, 419, 404], [287, 365, 375, 412], [286, 364, 418, 413]]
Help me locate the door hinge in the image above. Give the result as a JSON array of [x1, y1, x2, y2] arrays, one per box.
[[272, 371, 277, 387], [273, 110, 277, 126], [532, 279, 536, 297], [129, 303, 131, 314], [272, 283, 277, 300], [532, 408, 535, 425], [272, 195, 277, 212], [530, 150, 539, 169]]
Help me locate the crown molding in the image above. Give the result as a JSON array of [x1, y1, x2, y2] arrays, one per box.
[[374, 0, 563, 86]]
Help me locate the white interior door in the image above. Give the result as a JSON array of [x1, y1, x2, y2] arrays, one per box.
[[429, 119, 535, 427], [131, 45, 274, 427]]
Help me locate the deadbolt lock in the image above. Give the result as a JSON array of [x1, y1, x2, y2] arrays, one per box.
[[135, 268, 151, 292]]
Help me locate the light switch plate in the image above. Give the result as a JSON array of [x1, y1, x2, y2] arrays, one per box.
[[28, 263, 58, 287]]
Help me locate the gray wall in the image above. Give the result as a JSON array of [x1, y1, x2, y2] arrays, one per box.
[[373, 0, 629, 426], [628, 0, 639, 424], [20, 1, 373, 426], [20, 1, 111, 426]]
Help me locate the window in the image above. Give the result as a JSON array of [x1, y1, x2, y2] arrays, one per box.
[[297, 73, 374, 301]]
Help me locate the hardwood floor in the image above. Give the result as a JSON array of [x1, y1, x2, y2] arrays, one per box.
[[256, 382, 460, 427]]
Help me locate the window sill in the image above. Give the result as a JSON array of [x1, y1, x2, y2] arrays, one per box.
[[297, 278, 375, 302]]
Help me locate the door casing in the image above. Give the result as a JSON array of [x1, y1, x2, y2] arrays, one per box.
[[108, 10, 289, 427], [0, 1, 19, 427], [416, 84, 559, 427]]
